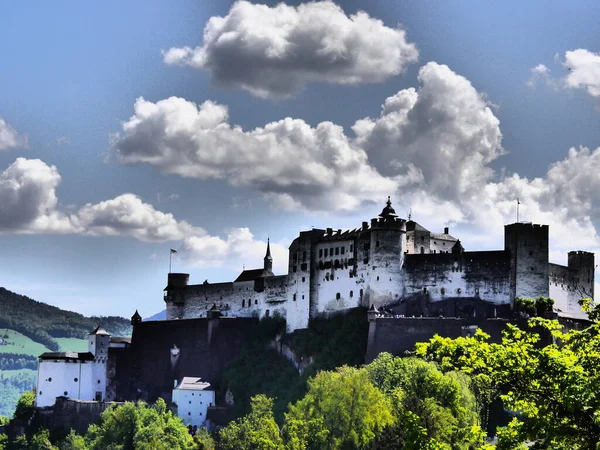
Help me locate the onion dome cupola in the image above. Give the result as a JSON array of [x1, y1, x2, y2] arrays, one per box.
[[379, 196, 398, 218]]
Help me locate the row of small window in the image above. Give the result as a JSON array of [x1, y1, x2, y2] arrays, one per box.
[[45, 377, 101, 384], [334, 290, 364, 300], [188, 400, 212, 405], [241, 299, 258, 307], [319, 245, 352, 258], [421, 287, 479, 295], [292, 294, 305, 301], [39, 391, 70, 396], [292, 263, 308, 272]]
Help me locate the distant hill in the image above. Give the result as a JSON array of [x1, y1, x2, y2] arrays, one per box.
[[144, 309, 166, 321], [0, 287, 132, 352]]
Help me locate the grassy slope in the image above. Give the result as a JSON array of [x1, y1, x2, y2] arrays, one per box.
[[55, 338, 88, 352], [0, 328, 51, 356]]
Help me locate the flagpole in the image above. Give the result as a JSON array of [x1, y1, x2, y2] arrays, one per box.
[[169, 250, 172, 274]]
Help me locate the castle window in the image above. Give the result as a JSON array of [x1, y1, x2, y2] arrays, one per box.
[[242, 300, 245, 307], [319, 249, 323, 257], [335, 247, 340, 255], [363, 257, 369, 264], [531, 267, 535, 271], [475, 288, 480, 295], [377, 276, 380, 281], [441, 288, 445, 295], [293, 266, 297, 273], [301, 263, 308, 271], [302, 251, 307, 261], [350, 290, 353, 298], [293, 294, 296, 301], [350, 245, 353, 252], [324, 249, 328, 257], [456, 288, 462, 294], [265, 310, 270, 317], [423, 288, 427, 294], [48, 378, 52, 382], [360, 289, 363, 299], [64, 391, 68, 396], [341, 247, 345, 254], [407, 235, 410, 241], [302, 295, 305, 300], [420, 247, 424, 254], [188, 412, 191, 416], [421, 236, 425, 242], [255, 300, 258, 305], [39, 391, 42, 395], [325, 273, 330, 281], [376, 241, 380, 247], [302, 277, 306, 282], [74, 378, 78, 382], [336, 292, 341, 300]]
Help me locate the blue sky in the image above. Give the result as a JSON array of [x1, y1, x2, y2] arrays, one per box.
[[1, 0, 599, 318]]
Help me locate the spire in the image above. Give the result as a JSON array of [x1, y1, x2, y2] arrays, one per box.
[[264, 238, 273, 272], [131, 310, 142, 326]]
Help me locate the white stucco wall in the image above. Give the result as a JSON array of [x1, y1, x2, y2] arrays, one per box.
[[172, 388, 215, 428], [36, 360, 105, 408]]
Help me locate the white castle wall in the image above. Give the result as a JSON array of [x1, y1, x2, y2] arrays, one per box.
[[172, 388, 215, 428], [36, 360, 105, 408]]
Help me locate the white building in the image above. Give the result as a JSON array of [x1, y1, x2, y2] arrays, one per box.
[[172, 377, 215, 428], [35, 326, 130, 408]]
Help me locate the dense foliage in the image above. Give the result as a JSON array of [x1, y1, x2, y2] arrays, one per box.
[[0, 373, 35, 418], [0, 355, 37, 371], [0, 287, 131, 352], [221, 308, 369, 424], [416, 298, 600, 449]]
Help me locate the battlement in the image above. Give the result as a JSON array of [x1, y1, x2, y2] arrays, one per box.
[[568, 251, 595, 270]]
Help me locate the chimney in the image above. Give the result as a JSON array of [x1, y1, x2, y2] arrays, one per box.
[[444, 227, 449, 235], [362, 222, 368, 231], [326, 228, 333, 235]]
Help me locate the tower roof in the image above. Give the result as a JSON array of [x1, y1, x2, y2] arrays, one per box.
[[264, 238, 272, 260], [379, 196, 398, 218], [131, 310, 142, 321], [89, 326, 109, 336]]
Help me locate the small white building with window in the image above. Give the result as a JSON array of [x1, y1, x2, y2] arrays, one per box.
[[172, 377, 215, 428], [35, 326, 130, 408]]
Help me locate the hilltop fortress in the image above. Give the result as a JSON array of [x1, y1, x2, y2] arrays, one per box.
[[165, 198, 595, 331]]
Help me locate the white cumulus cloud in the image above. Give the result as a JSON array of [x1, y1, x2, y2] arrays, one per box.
[[563, 49, 600, 103], [111, 96, 400, 211], [162, 0, 418, 98], [0, 118, 28, 151]]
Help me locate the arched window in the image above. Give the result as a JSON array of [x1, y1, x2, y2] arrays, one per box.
[[336, 293, 341, 300], [350, 290, 353, 298]]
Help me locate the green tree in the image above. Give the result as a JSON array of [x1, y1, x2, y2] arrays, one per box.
[[283, 366, 394, 450], [86, 398, 194, 450], [28, 428, 56, 450], [218, 395, 283, 450], [366, 354, 482, 449], [415, 301, 600, 449], [193, 428, 214, 450], [58, 430, 88, 450], [13, 391, 35, 419], [0, 433, 7, 450]]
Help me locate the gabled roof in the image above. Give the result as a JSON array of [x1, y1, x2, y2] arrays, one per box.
[[174, 377, 212, 391], [110, 337, 131, 344], [89, 326, 109, 336], [39, 352, 95, 361], [406, 220, 429, 232], [430, 232, 458, 241], [234, 268, 273, 282]]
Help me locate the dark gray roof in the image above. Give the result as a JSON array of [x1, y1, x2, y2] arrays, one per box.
[[406, 220, 429, 232], [110, 337, 131, 344], [234, 268, 273, 282], [39, 352, 95, 361], [430, 232, 457, 241]]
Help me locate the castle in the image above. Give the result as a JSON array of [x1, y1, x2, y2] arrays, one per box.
[[165, 198, 595, 331]]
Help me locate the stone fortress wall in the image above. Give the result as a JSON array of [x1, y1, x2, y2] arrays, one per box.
[[164, 199, 595, 331]]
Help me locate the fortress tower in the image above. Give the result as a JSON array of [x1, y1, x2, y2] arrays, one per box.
[[505, 223, 549, 302]]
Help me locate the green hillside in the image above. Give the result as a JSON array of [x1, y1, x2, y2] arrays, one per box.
[[0, 287, 132, 352], [0, 287, 133, 418]]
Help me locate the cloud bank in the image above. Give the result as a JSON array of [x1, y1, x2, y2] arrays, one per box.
[[0, 157, 287, 272], [163, 0, 418, 98]]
